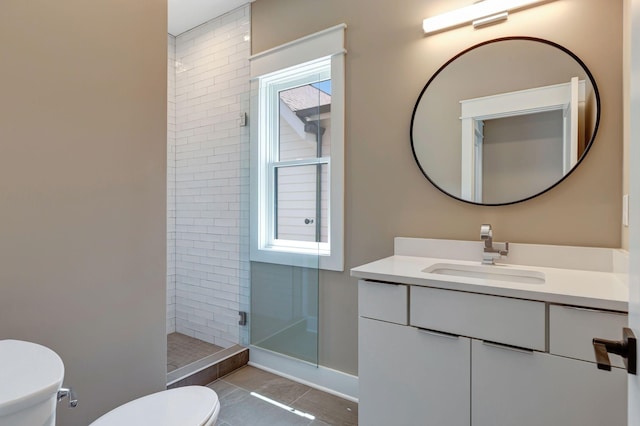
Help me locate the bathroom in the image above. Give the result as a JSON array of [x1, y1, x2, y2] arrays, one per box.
[[2, 0, 640, 425]]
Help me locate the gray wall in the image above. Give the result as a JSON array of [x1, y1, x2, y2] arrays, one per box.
[[482, 111, 564, 204], [252, 0, 623, 375], [0, 1, 168, 425]]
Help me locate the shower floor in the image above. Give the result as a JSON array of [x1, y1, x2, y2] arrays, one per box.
[[167, 333, 224, 372]]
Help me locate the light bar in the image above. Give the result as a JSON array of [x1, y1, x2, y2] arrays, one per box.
[[422, 0, 555, 35], [473, 11, 509, 28]]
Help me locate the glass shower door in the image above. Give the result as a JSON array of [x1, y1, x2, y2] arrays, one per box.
[[246, 71, 332, 366]]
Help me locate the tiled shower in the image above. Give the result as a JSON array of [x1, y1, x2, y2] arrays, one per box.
[[166, 5, 251, 353], [166, 4, 321, 375]]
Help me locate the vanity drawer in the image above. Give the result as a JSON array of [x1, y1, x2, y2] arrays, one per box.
[[549, 305, 628, 368], [410, 286, 545, 350], [358, 280, 407, 324]]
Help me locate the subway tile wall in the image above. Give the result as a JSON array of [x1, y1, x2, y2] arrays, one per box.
[[170, 5, 251, 348], [167, 34, 176, 334]]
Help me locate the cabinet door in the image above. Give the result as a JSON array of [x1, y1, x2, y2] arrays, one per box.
[[359, 317, 470, 426], [471, 339, 627, 426]]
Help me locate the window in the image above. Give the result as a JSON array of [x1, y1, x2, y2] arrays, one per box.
[[249, 25, 346, 271]]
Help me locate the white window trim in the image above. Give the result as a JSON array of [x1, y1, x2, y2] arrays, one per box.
[[459, 78, 585, 202], [249, 24, 346, 271]]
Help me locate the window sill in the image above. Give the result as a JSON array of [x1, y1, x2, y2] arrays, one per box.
[[250, 245, 343, 272]]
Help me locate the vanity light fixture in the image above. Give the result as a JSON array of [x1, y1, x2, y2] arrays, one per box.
[[422, 0, 556, 35]]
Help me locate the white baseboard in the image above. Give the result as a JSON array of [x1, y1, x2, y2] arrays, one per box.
[[249, 345, 358, 402]]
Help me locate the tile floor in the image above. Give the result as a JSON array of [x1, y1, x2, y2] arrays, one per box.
[[167, 333, 224, 372], [207, 366, 358, 426]]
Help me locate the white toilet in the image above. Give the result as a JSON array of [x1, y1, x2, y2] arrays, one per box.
[[0, 340, 220, 426], [0, 340, 66, 426]]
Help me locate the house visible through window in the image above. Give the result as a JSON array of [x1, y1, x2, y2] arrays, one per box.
[[276, 79, 331, 244]]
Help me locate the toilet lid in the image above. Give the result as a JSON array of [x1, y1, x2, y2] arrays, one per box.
[[90, 386, 219, 426], [0, 339, 65, 417]]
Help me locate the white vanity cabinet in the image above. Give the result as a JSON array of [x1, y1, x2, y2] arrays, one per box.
[[359, 318, 471, 426], [472, 339, 627, 426], [358, 280, 471, 426], [358, 279, 628, 426]]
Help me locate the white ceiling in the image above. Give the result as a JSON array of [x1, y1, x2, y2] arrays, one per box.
[[168, 0, 253, 36]]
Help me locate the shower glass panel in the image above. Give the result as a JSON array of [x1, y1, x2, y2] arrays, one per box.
[[248, 73, 331, 366], [167, 5, 252, 377], [250, 262, 319, 364]]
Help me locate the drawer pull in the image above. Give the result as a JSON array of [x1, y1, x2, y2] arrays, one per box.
[[416, 327, 459, 339], [367, 280, 401, 286], [563, 306, 627, 316], [482, 341, 533, 354]]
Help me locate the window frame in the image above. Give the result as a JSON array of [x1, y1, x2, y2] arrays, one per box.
[[249, 25, 346, 271]]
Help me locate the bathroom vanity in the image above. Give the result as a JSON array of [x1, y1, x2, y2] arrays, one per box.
[[352, 238, 629, 426]]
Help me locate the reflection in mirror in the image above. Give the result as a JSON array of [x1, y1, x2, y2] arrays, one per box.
[[411, 37, 599, 205]]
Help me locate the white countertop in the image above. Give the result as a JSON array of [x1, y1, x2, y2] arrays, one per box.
[[351, 255, 628, 312]]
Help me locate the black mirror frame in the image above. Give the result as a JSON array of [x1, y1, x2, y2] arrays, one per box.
[[410, 36, 601, 206]]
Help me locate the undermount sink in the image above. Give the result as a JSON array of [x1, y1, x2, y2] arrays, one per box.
[[422, 263, 546, 284]]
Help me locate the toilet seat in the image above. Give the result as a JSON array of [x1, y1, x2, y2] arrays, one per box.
[[90, 386, 220, 426]]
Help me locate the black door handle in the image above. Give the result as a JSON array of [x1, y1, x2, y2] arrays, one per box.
[[592, 327, 637, 375]]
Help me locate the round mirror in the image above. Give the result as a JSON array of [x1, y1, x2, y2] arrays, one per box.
[[411, 37, 600, 206]]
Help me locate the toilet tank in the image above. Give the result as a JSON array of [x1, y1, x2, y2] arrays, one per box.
[[0, 340, 65, 426]]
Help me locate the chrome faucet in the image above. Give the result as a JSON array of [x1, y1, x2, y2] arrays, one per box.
[[480, 224, 509, 265]]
